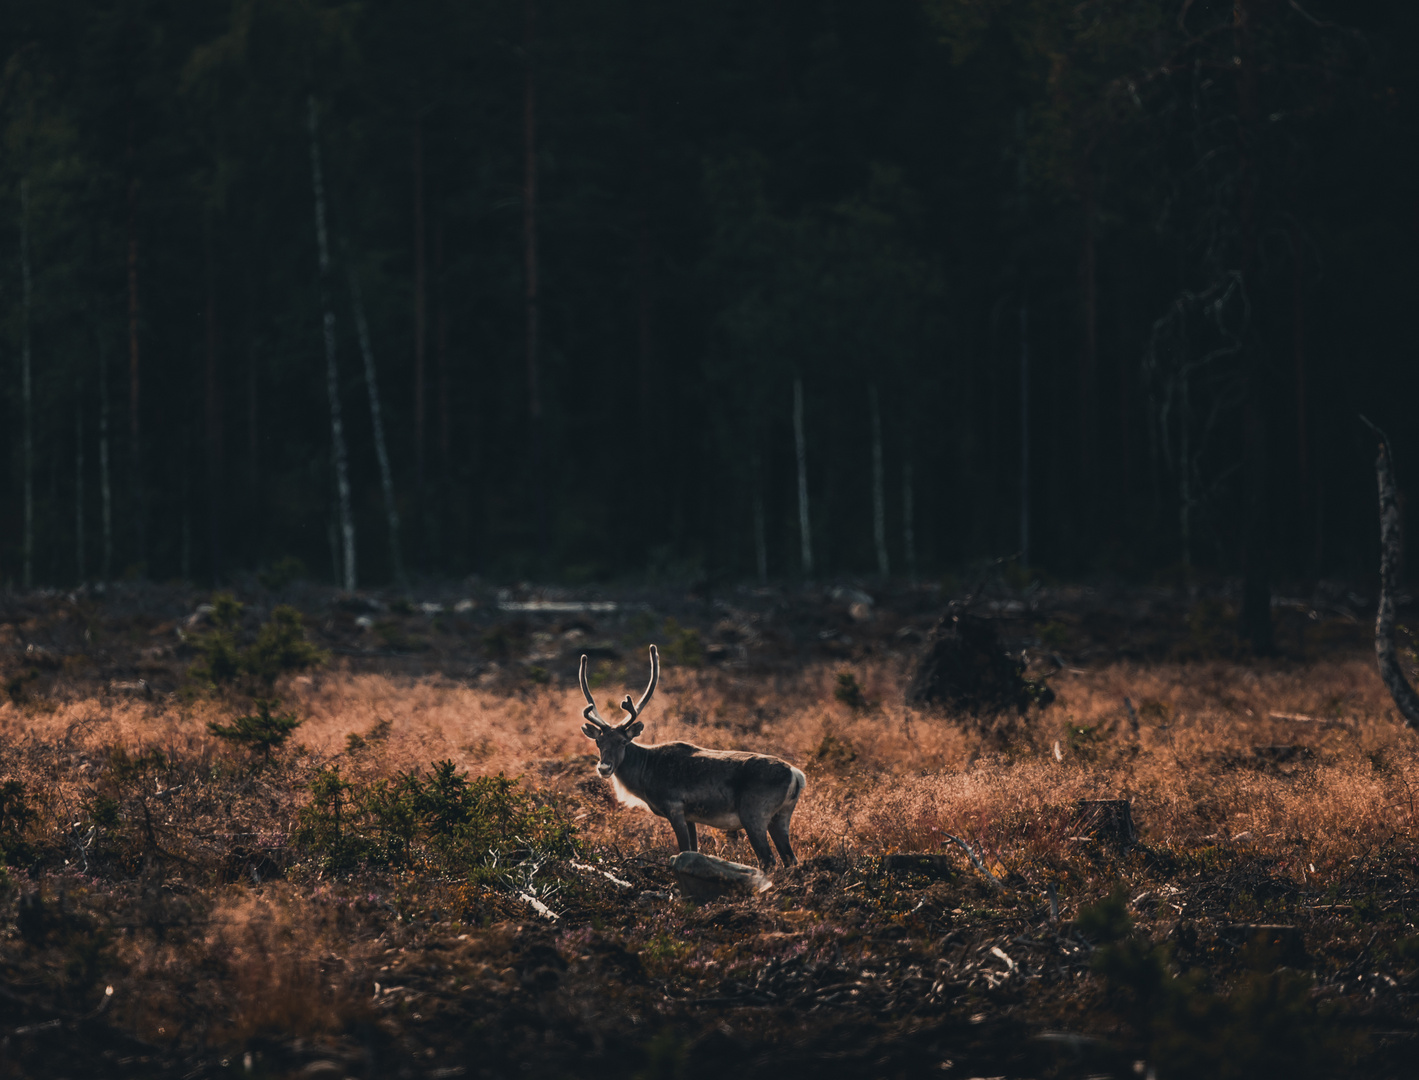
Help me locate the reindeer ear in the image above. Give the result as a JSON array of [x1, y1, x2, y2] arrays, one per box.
[[624, 720, 644, 740], [581, 722, 602, 740]]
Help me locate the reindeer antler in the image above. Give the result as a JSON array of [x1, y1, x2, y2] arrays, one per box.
[[619, 645, 659, 724], [579, 654, 610, 730]]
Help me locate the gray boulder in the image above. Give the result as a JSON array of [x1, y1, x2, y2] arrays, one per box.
[[669, 851, 771, 902]]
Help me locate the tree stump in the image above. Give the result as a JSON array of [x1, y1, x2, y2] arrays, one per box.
[[906, 607, 1053, 718], [1222, 924, 1304, 964], [1074, 799, 1136, 848], [669, 852, 771, 903], [881, 853, 956, 879]]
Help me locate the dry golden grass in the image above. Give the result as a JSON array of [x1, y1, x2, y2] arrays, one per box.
[[6, 651, 1411, 887]]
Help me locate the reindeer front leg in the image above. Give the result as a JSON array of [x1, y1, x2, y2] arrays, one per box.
[[664, 807, 694, 853]]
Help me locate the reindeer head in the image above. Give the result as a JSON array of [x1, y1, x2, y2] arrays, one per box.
[[579, 645, 659, 778]]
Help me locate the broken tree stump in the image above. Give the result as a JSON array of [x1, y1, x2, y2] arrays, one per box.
[[669, 851, 771, 903], [1073, 799, 1136, 848], [906, 607, 1054, 718]]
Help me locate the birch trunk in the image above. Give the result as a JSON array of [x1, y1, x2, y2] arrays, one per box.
[[870, 385, 889, 577], [345, 250, 405, 584], [99, 338, 113, 580], [793, 377, 813, 577], [902, 458, 917, 580], [307, 94, 357, 591], [20, 179, 34, 588], [75, 395, 85, 582], [1019, 297, 1029, 567]]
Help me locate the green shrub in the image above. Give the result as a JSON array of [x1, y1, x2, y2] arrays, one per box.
[[189, 597, 326, 690], [257, 554, 307, 590], [834, 672, 869, 711], [243, 606, 326, 684], [294, 760, 576, 873], [207, 699, 302, 762], [1077, 888, 1353, 1078], [661, 618, 704, 667]]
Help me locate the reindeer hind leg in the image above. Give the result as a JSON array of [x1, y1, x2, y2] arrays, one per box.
[[768, 805, 796, 867]]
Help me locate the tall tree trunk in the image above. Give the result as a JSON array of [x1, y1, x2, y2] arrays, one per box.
[[412, 114, 427, 493], [248, 340, 258, 487], [1019, 292, 1030, 567], [75, 393, 85, 582], [1371, 431, 1419, 727], [793, 376, 813, 577], [204, 218, 223, 582], [870, 385, 889, 577], [181, 423, 192, 582], [127, 108, 145, 572], [753, 481, 768, 583], [346, 249, 405, 584], [436, 218, 450, 476], [1078, 156, 1097, 526], [902, 457, 917, 581], [1235, 0, 1272, 652], [99, 338, 113, 581], [307, 94, 357, 591], [1179, 363, 1192, 567], [524, 0, 547, 559], [20, 179, 34, 589], [1292, 220, 1307, 515]]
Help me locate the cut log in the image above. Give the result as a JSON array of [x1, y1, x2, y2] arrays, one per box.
[[1073, 799, 1135, 848], [1251, 744, 1312, 764], [670, 851, 770, 903]]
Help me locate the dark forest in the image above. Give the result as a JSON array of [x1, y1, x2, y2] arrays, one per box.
[[2, 0, 1415, 618]]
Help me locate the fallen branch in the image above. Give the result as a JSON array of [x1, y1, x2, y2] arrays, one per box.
[[941, 833, 1004, 891]]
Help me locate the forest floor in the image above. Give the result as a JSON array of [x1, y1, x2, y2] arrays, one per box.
[[3, 573, 1419, 1079]]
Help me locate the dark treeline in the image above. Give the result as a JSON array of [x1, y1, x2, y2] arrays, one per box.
[[1, 2, 1415, 626]]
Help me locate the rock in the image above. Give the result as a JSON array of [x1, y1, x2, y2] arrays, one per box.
[[299, 1061, 345, 1080], [670, 852, 771, 903], [905, 607, 1053, 717]]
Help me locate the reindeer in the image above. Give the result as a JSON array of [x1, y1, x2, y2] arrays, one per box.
[[579, 645, 806, 870]]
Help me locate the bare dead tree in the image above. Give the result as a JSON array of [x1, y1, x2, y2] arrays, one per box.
[[1365, 419, 1419, 728]]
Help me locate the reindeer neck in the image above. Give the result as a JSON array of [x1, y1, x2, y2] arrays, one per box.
[[616, 739, 653, 795]]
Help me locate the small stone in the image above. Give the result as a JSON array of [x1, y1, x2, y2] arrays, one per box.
[[299, 1062, 345, 1080]]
